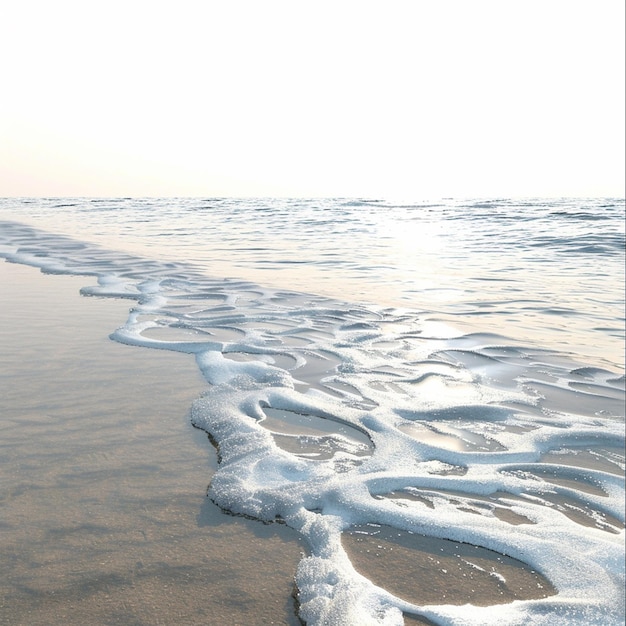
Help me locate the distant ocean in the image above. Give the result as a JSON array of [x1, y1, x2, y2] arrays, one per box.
[[1, 197, 624, 624]]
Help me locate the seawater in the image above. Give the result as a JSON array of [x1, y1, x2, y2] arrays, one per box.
[[0, 197, 624, 625]]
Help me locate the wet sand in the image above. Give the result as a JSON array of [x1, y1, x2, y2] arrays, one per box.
[[342, 524, 555, 608], [0, 261, 304, 626]]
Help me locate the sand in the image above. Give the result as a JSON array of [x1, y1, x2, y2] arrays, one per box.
[[0, 261, 304, 626]]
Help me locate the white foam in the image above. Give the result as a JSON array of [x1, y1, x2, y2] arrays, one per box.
[[140, 276, 624, 625]]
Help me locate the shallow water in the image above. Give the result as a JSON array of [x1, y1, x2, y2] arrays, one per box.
[[0, 197, 623, 372], [0, 198, 624, 625]]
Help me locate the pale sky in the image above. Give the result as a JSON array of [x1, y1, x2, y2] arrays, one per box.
[[1, 0, 624, 199]]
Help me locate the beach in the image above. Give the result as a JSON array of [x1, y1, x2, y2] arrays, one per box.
[[0, 260, 304, 626], [1, 0, 623, 619], [1, 200, 623, 625]]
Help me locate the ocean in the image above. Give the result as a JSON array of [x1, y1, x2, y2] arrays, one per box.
[[0, 197, 624, 625]]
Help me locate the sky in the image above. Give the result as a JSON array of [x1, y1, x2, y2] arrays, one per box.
[[1, 0, 624, 199]]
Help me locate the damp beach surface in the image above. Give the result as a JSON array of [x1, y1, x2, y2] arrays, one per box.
[[0, 261, 304, 626]]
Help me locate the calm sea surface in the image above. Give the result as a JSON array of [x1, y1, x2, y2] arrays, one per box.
[[1, 197, 623, 371]]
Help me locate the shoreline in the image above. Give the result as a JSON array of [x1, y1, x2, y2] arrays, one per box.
[[1, 257, 622, 624], [1, 210, 622, 377]]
